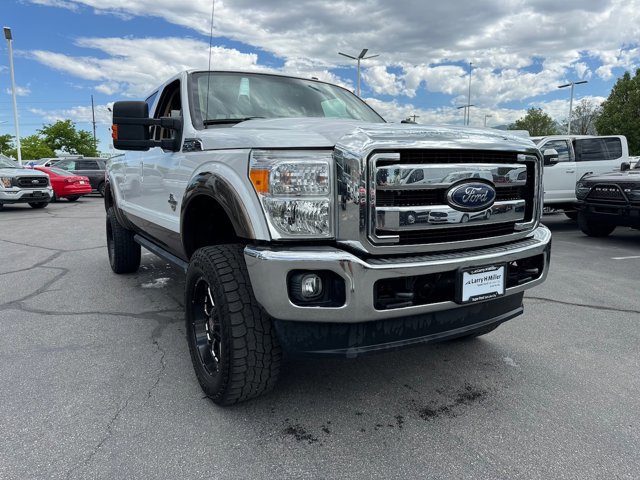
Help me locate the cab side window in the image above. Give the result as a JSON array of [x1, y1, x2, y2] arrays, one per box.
[[574, 137, 622, 161], [152, 80, 182, 141]]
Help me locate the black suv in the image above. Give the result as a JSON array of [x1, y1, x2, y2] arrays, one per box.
[[55, 157, 107, 196], [576, 161, 640, 236]]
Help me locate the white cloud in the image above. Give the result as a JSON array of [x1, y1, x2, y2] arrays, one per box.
[[30, 37, 264, 97], [5, 85, 31, 96], [21, 0, 640, 131], [28, 0, 79, 11]]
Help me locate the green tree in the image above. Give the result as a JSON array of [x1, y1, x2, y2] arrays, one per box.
[[509, 108, 560, 136], [5, 135, 55, 160], [38, 119, 98, 156], [0, 134, 13, 156], [596, 69, 640, 155], [567, 99, 601, 135]]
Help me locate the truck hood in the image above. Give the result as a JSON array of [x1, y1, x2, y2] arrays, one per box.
[[0, 167, 48, 177], [583, 169, 640, 183], [195, 118, 537, 153]]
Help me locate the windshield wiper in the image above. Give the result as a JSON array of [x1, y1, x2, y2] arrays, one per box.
[[203, 117, 264, 126]]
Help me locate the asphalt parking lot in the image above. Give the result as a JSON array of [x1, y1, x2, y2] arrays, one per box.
[[1, 197, 638, 480]]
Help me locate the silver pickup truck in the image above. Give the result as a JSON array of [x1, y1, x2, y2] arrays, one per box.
[[106, 70, 551, 405], [0, 157, 53, 209]]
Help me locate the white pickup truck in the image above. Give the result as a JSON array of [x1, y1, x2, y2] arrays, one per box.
[[106, 70, 551, 405], [532, 135, 629, 218]]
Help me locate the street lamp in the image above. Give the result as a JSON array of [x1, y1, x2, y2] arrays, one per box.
[[338, 49, 379, 97], [466, 62, 473, 125], [4, 27, 21, 166], [558, 80, 588, 135], [457, 104, 474, 125]]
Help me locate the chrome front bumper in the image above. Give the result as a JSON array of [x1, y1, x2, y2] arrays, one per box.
[[245, 225, 551, 323]]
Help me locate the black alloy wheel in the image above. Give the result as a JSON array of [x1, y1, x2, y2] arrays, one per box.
[[191, 278, 223, 376], [185, 245, 281, 405]]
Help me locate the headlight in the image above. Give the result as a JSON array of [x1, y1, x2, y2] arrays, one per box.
[[576, 182, 591, 199], [250, 150, 333, 239], [624, 186, 640, 201], [0, 177, 12, 188]]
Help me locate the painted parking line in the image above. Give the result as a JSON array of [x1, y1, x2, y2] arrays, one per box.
[[611, 255, 640, 260]]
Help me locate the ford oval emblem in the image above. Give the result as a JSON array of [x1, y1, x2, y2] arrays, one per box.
[[446, 181, 496, 212]]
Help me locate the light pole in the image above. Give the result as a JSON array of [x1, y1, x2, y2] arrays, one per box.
[[338, 49, 379, 97], [457, 104, 474, 126], [558, 80, 588, 135], [484, 114, 492, 127], [466, 62, 473, 125], [4, 27, 21, 165]]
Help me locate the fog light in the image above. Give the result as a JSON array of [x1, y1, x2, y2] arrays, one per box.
[[300, 274, 323, 298]]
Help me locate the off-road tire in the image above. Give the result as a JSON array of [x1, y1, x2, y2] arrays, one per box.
[[577, 211, 616, 237], [67, 195, 80, 202], [106, 207, 141, 273], [98, 182, 106, 197], [185, 244, 282, 406], [29, 202, 48, 209]]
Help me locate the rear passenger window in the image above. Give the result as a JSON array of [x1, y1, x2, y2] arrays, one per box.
[[76, 160, 99, 170], [57, 161, 75, 171], [575, 138, 622, 161]]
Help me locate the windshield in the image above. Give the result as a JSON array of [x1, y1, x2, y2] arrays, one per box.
[[0, 158, 17, 168], [189, 71, 385, 128]]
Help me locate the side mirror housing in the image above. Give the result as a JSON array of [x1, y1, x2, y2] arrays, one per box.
[[542, 148, 559, 166], [620, 162, 631, 172], [112, 101, 182, 152]]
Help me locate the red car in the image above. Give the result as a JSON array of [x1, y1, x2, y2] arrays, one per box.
[[33, 166, 92, 201]]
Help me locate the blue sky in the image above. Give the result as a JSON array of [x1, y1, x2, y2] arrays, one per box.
[[2, 0, 640, 156]]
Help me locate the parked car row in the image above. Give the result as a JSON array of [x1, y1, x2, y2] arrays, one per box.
[[0, 156, 99, 209]]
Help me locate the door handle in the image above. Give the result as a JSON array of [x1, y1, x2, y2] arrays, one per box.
[[565, 169, 575, 173]]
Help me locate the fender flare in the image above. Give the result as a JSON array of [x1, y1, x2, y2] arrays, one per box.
[[181, 172, 255, 240]]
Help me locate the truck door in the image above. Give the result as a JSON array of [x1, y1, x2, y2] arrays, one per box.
[[540, 139, 575, 204], [574, 137, 624, 180], [137, 80, 183, 233]]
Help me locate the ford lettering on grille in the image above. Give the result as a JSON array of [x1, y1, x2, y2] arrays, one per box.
[[447, 182, 496, 212]]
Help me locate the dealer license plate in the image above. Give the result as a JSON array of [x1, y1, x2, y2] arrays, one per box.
[[457, 264, 506, 303], [33, 191, 42, 196]]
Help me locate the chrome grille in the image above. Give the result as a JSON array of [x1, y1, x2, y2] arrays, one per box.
[[369, 151, 537, 246], [17, 176, 48, 188]]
